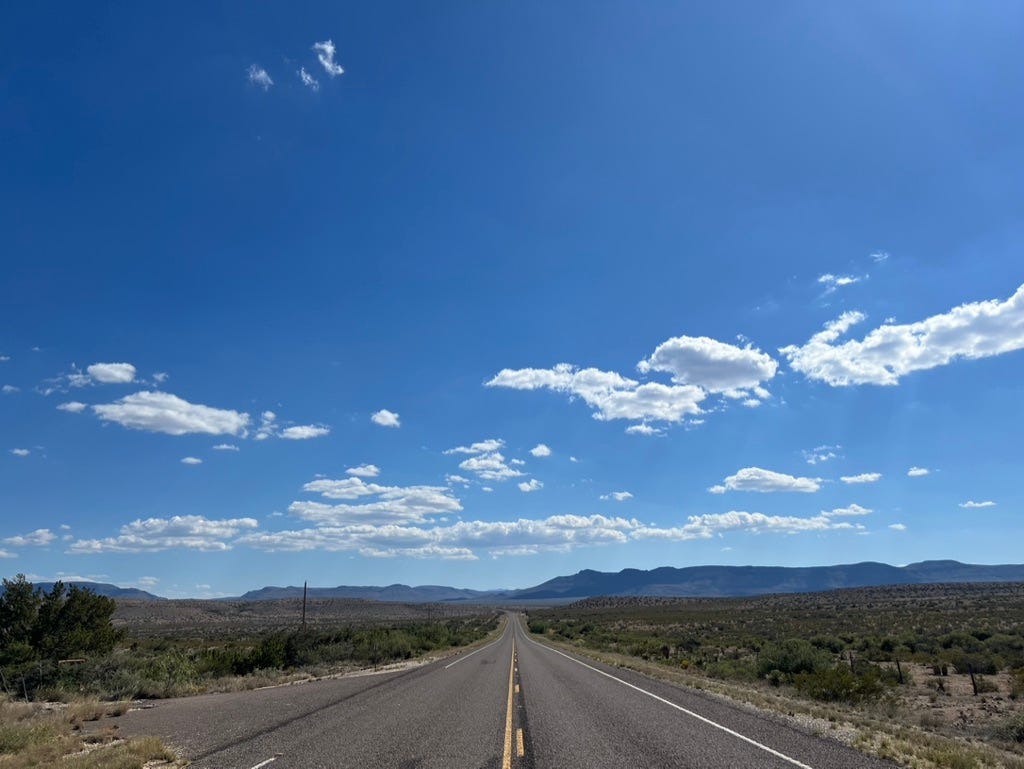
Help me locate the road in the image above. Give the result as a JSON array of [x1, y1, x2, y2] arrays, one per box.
[[117, 616, 895, 768]]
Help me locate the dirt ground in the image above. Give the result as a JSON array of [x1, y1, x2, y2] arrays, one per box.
[[113, 598, 491, 637]]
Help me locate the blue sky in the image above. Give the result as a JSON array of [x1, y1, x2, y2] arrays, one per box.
[[2, 3, 1022, 597]]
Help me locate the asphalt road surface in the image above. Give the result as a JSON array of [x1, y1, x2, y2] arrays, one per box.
[[117, 616, 896, 768]]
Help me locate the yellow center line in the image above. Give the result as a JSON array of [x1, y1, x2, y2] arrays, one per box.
[[502, 637, 517, 769], [516, 728, 525, 757]]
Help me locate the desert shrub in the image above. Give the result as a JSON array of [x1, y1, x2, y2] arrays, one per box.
[[949, 652, 998, 676], [1010, 669, 1024, 700], [793, 664, 892, 703], [992, 712, 1024, 744], [757, 639, 827, 681]]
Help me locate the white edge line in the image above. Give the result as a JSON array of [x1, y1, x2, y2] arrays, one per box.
[[523, 631, 815, 769], [444, 631, 506, 669], [249, 758, 277, 769]]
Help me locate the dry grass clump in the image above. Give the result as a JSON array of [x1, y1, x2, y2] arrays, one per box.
[[0, 696, 180, 769]]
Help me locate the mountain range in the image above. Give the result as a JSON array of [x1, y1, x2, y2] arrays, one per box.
[[10, 560, 1024, 603]]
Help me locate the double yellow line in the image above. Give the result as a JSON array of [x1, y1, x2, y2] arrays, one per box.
[[501, 635, 524, 768]]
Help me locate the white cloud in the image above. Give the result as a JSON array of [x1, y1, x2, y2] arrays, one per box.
[[312, 40, 344, 76], [136, 576, 159, 588], [371, 409, 400, 428], [0, 355, 8, 362], [518, 479, 543, 493], [2, 385, 18, 394], [600, 491, 633, 502], [889, 523, 907, 531], [298, 67, 319, 91], [213, 443, 239, 451], [634, 510, 865, 541], [530, 443, 552, 458], [625, 423, 664, 436], [444, 439, 504, 455], [68, 515, 259, 553], [781, 284, 1024, 386], [93, 391, 250, 436], [239, 513, 641, 558], [346, 464, 380, 478], [0, 549, 15, 559], [248, 64, 273, 90], [87, 362, 136, 384], [152, 372, 169, 384], [280, 424, 331, 440], [802, 445, 841, 465], [959, 500, 995, 509], [637, 336, 777, 395], [907, 466, 930, 477], [823, 504, 872, 517], [488, 364, 705, 425], [3, 529, 56, 547], [841, 472, 882, 484], [297, 476, 462, 524], [710, 467, 821, 494], [180, 456, 203, 465], [569, 456, 579, 463], [254, 411, 278, 441], [818, 274, 863, 293], [10, 448, 30, 457], [445, 474, 471, 486], [482, 486, 494, 493], [459, 452, 524, 482], [871, 251, 890, 263], [57, 401, 87, 413]]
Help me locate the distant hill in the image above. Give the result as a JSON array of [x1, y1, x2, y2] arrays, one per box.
[[234, 583, 492, 603], [504, 560, 1024, 600], [9, 560, 1023, 603], [31, 581, 165, 601]]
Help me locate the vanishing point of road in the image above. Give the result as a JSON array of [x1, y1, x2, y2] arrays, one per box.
[[117, 615, 895, 768]]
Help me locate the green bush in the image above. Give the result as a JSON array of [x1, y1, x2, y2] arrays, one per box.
[[793, 664, 891, 703], [757, 639, 827, 681], [992, 712, 1024, 744]]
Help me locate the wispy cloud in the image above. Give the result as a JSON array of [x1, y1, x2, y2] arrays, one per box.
[[600, 491, 633, 502], [802, 445, 841, 465], [889, 523, 907, 531], [518, 479, 543, 493], [709, 467, 821, 494], [180, 456, 203, 465], [213, 443, 239, 451], [9, 448, 30, 457], [840, 472, 881, 484], [298, 67, 319, 91], [2, 384, 19, 394], [871, 251, 890, 263], [817, 274, 863, 294], [781, 284, 1024, 386], [312, 40, 344, 77], [959, 500, 995, 509], [57, 401, 87, 413], [248, 64, 273, 90], [907, 466, 930, 477]]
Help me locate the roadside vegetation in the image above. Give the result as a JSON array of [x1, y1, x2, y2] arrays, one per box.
[[1, 574, 499, 702], [526, 582, 1024, 768], [0, 696, 181, 769]]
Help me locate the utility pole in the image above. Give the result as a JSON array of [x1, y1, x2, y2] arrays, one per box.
[[301, 580, 307, 632]]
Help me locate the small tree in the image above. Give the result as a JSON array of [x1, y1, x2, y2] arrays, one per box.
[[0, 574, 41, 664]]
